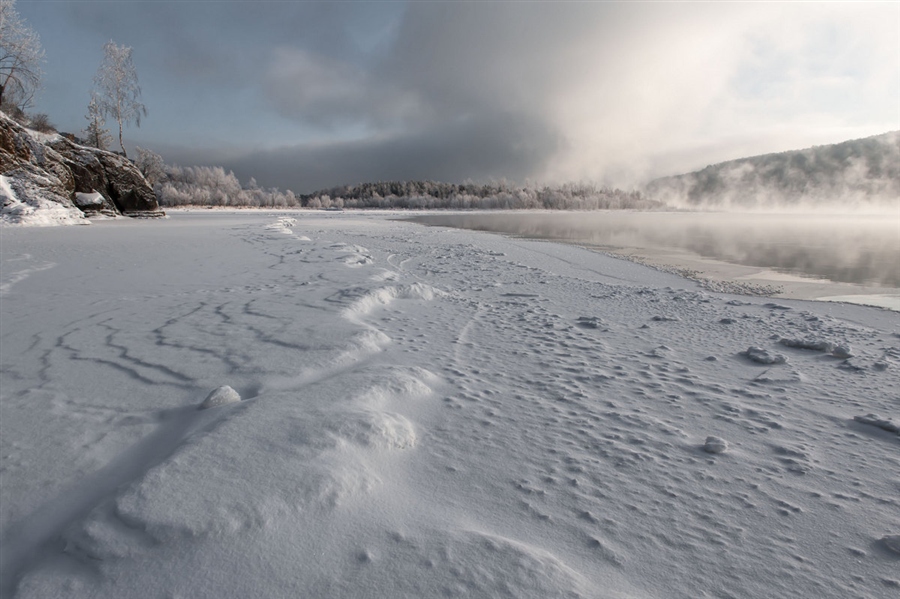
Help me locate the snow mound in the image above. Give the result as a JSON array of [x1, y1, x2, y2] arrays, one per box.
[[199, 385, 241, 409], [343, 283, 444, 318], [327, 409, 417, 450], [265, 217, 296, 234], [853, 414, 899, 434], [351, 366, 438, 404], [742, 346, 788, 364]]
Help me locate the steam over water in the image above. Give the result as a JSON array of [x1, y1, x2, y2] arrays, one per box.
[[412, 212, 900, 288]]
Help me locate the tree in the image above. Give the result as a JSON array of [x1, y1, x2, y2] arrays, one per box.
[[134, 146, 165, 186], [82, 93, 112, 150], [0, 0, 43, 110], [93, 40, 146, 158]]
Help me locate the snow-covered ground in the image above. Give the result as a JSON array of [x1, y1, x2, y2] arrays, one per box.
[[1, 211, 898, 598]]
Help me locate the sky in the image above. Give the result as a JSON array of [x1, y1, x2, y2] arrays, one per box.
[[14, 0, 900, 194]]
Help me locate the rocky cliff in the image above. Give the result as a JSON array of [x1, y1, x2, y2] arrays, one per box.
[[0, 111, 164, 225]]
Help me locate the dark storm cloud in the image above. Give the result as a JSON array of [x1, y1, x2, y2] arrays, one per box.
[[259, 3, 606, 131], [217, 111, 562, 193], [247, 3, 615, 188]]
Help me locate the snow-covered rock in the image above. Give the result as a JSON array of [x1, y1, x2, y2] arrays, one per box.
[[198, 385, 241, 409], [0, 111, 163, 226]]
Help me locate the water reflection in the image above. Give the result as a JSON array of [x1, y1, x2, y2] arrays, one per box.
[[411, 212, 900, 287]]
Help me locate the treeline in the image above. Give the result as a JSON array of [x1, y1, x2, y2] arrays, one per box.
[[301, 181, 658, 210], [155, 165, 300, 208], [139, 150, 659, 211]]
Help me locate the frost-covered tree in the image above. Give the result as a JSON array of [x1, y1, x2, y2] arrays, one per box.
[[93, 40, 146, 158], [134, 146, 165, 186], [82, 93, 112, 150], [0, 0, 44, 110]]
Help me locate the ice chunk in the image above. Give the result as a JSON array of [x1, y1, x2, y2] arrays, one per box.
[[742, 347, 787, 364], [703, 436, 728, 454], [779, 337, 834, 353]]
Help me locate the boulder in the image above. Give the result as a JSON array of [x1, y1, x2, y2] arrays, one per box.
[[49, 138, 161, 215]]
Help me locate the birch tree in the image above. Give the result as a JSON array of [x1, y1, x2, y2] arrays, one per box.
[[94, 40, 147, 158], [0, 0, 43, 110]]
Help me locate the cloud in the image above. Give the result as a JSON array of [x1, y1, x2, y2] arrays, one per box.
[[25, 1, 896, 190], [263, 47, 422, 129], [258, 2, 896, 187], [213, 110, 561, 193]]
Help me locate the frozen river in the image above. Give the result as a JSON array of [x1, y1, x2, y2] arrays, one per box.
[[2, 211, 898, 598]]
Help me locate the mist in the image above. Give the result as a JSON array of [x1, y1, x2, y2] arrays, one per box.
[[413, 212, 900, 288], [644, 131, 900, 212]]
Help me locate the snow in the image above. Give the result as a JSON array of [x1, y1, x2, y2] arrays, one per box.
[[1, 211, 898, 598], [1, 175, 87, 227]]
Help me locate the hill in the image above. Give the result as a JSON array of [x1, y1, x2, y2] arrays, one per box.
[[646, 131, 900, 210]]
